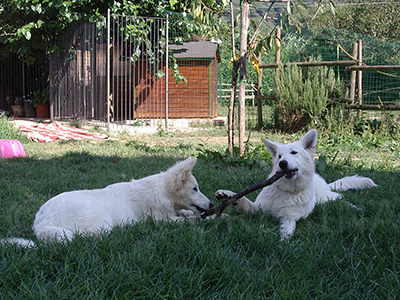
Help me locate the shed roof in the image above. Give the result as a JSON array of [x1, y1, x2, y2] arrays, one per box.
[[169, 40, 220, 61]]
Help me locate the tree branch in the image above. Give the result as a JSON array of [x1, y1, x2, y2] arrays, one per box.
[[248, 1, 275, 49], [201, 170, 286, 218]]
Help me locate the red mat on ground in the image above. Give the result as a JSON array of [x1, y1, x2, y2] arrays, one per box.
[[19, 122, 108, 142]]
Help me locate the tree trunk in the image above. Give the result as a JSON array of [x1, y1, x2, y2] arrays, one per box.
[[228, 1, 236, 154], [238, 1, 249, 156]]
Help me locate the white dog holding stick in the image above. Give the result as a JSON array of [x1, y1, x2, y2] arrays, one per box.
[[216, 129, 377, 239]]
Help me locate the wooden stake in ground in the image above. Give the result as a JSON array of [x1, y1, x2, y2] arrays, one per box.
[[238, 1, 249, 156], [201, 170, 286, 219], [228, 1, 237, 155]]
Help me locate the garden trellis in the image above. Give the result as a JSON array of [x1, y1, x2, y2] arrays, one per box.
[[49, 12, 170, 128], [249, 28, 400, 130], [49, 12, 220, 129], [0, 11, 220, 128]]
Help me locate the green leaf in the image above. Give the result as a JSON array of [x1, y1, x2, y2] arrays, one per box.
[[36, 20, 45, 29], [155, 70, 165, 79], [329, 2, 336, 16], [297, 0, 308, 9], [169, 0, 178, 8], [17, 25, 32, 41], [25, 56, 37, 66]]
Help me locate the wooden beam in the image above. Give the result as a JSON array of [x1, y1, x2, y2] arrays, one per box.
[[255, 95, 277, 101], [260, 60, 357, 69], [345, 104, 400, 111], [347, 65, 400, 71], [329, 98, 352, 104], [255, 96, 352, 104]]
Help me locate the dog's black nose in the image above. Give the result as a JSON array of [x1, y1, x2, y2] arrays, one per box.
[[209, 202, 215, 209], [279, 160, 288, 170]]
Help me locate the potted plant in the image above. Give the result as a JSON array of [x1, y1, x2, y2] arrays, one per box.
[[11, 96, 25, 117], [31, 86, 50, 118], [24, 98, 36, 118]]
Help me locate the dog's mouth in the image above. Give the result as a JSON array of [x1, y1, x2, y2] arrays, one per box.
[[284, 169, 298, 179], [191, 204, 207, 214]]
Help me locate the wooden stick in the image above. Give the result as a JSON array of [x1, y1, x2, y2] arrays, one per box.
[[201, 170, 286, 219]]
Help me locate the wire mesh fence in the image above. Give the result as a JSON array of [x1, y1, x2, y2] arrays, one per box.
[[48, 13, 220, 129], [109, 14, 167, 128], [0, 52, 48, 117], [1, 16, 399, 130], [224, 26, 400, 129], [296, 27, 400, 107], [0, 54, 23, 114], [49, 20, 108, 122]]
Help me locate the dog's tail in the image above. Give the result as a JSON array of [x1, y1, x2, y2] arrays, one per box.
[[0, 238, 35, 248], [329, 175, 377, 191]]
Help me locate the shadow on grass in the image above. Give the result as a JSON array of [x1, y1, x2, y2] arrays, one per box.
[[0, 141, 398, 298]]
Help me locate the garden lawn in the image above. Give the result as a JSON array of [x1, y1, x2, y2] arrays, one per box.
[[0, 118, 399, 299]]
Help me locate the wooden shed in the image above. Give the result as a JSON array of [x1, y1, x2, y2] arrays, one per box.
[[113, 40, 220, 120]]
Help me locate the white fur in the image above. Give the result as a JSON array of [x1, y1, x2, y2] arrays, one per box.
[[2, 157, 214, 247], [216, 129, 377, 239]]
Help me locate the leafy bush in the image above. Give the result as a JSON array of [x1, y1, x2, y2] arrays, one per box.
[[0, 116, 28, 142], [196, 140, 271, 168], [275, 62, 340, 133]]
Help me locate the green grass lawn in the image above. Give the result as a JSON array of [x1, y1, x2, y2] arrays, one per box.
[[0, 117, 399, 299]]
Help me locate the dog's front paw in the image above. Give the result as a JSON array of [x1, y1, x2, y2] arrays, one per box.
[[216, 190, 239, 206], [219, 213, 229, 219], [177, 209, 195, 217], [215, 190, 235, 202], [280, 219, 296, 241], [204, 213, 229, 220]]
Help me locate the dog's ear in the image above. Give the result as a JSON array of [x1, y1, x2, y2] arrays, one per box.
[[166, 157, 196, 190], [263, 138, 278, 157], [301, 129, 318, 151]]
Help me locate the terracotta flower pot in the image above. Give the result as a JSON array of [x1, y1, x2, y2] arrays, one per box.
[[36, 104, 50, 118], [11, 105, 25, 117]]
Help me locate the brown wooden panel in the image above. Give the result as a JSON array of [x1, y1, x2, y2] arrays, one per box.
[[112, 58, 218, 119]]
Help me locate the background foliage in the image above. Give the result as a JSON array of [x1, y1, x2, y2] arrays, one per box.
[[0, 0, 230, 64], [311, 0, 400, 43]]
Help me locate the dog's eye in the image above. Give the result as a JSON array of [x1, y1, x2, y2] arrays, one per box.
[[193, 187, 198, 192], [278, 155, 282, 159], [291, 151, 298, 155]]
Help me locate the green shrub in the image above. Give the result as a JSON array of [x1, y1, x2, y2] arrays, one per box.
[[275, 62, 339, 132], [0, 116, 28, 142]]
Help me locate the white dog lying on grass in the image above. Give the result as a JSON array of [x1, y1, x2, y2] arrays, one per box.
[[216, 129, 377, 239], [2, 157, 214, 247]]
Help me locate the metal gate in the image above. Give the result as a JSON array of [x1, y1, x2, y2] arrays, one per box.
[[50, 11, 168, 128]]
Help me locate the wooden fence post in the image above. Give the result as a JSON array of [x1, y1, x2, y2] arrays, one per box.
[[238, 1, 249, 156], [274, 28, 281, 128], [357, 39, 363, 117], [357, 39, 363, 105], [257, 53, 263, 129], [350, 42, 358, 104]]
